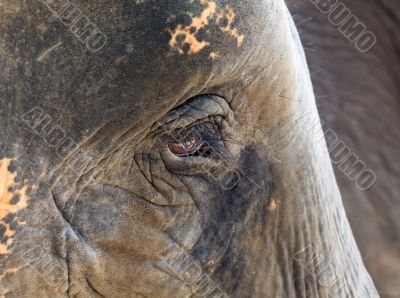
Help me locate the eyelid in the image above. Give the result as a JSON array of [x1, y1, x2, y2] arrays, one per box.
[[151, 95, 235, 136]]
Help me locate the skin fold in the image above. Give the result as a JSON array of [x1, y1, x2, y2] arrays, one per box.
[[286, 1, 400, 297], [0, 0, 378, 297]]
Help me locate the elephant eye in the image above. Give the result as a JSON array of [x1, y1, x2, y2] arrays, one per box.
[[168, 134, 205, 157]]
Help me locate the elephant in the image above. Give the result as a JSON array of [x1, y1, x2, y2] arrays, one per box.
[[0, 0, 379, 297], [286, 1, 400, 297]]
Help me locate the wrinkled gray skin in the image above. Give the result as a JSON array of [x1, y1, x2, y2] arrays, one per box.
[[0, 0, 379, 297], [286, 1, 400, 297]]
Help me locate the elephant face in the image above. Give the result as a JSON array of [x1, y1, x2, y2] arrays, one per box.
[[0, 0, 377, 297]]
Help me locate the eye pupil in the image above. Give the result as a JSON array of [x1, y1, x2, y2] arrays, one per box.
[[168, 135, 204, 156]]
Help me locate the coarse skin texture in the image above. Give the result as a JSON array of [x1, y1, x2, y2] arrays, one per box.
[[286, 1, 400, 297], [0, 0, 378, 297]]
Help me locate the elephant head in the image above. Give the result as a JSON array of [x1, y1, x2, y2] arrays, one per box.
[[0, 0, 378, 297]]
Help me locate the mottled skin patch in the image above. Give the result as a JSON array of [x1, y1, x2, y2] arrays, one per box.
[[169, 0, 216, 54], [267, 199, 278, 211], [216, 5, 244, 47], [0, 266, 24, 284], [0, 158, 30, 255], [169, 0, 244, 55], [208, 51, 220, 60]]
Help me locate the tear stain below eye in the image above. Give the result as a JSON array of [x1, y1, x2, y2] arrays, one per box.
[[0, 158, 30, 255]]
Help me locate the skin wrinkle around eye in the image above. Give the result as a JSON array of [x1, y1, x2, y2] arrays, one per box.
[[148, 95, 241, 179], [151, 95, 236, 137], [64, 93, 247, 295]]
